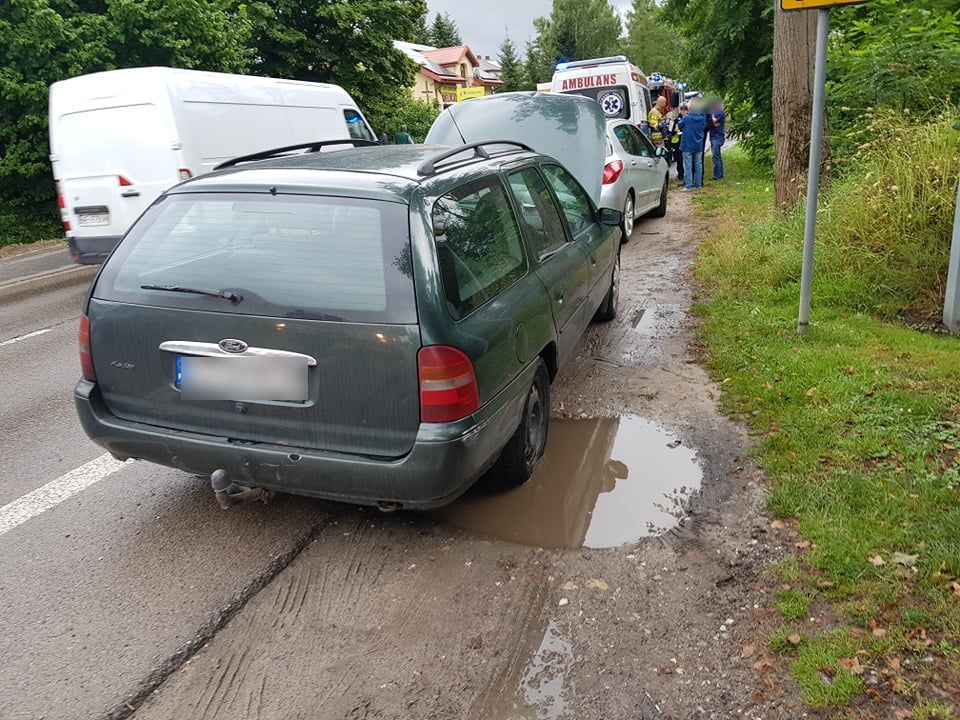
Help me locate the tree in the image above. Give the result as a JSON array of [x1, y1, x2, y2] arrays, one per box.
[[772, 5, 826, 211], [409, 11, 431, 44], [662, 0, 773, 161], [622, 0, 681, 76], [245, 0, 425, 132], [429, 11, 461, 47], [523, 0, 622, 85], [497, 36, 528, 92]]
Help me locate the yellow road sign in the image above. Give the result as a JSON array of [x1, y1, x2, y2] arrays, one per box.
[[456, 86, 485, 102], [781, 0, 866, 9]]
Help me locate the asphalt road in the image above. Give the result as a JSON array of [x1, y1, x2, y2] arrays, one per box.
[[0, 192, 782, 720]]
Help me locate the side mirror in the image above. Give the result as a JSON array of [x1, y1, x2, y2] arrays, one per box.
[[655, 146, 668, 158], [597, 207, 623, 227]]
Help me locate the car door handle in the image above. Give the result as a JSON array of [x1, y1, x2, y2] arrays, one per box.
[[645, 161, 655, 168], [121, 190, 140, 198], [555, 288, 564, 304], [589, 253, 597, 266], [630, 160, 638, 166]]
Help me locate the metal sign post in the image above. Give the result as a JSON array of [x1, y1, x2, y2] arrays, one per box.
[[796, 8, 830, 336], [943, 179, 960, 333], [782, 0, 869, 335]]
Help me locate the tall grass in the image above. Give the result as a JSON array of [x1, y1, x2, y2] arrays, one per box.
[[699, 108, 960, 320]]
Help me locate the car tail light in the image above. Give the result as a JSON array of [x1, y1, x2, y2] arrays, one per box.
[[56, 180, 65, 209], [418, 346, 480, 423], [63, 220, 72, 231], [118, 175, 133, 187], [79, 314, 96, 382], [602, 160, 624, 185], [178, 168, 192, 181]]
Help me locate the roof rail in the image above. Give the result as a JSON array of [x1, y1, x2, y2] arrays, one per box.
[[416, 140, 534, 177], [214, 139, 379, 170]]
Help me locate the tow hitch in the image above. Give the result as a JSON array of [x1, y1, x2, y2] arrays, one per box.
[[210, 469, 275, 510]]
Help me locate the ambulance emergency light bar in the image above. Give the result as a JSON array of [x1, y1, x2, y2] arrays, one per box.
[[555, 56, 630, 71]]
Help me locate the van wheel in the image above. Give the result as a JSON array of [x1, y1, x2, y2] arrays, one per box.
[[594, 253, 620, 322], [493, 358, 550, 489], [648, 177, 669, 218]]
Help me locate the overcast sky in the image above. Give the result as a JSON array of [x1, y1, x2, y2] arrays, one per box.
[[425, 0, 634, 58]]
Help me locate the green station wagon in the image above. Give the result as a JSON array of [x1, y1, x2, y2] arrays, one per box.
[[76, 101, 622, 509]]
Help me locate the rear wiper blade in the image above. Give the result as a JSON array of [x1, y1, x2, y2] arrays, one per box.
[[140, 284, 243, 304]]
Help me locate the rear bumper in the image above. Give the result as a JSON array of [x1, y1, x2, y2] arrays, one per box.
[[67, 235, 122, 265], [73, 363, 533, 509]]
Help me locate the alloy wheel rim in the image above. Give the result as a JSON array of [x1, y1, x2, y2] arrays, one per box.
[[624, 196, 634, 237]]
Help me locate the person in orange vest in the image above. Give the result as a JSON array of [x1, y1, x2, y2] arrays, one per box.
[[647, 96, 668, 148]]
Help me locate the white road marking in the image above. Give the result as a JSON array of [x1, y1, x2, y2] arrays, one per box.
[[0, 327, 54, 347], [0, 454, 130, 536]]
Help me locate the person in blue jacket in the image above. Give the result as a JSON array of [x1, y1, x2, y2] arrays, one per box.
[[708, 98, 727, 180], [678, 102, 707, 190]]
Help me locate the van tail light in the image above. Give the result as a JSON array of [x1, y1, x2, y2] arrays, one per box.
[[118, 175, 133, 187], [178, 168, 192, 181], [418, 346, 480, 423], [56, 180, 71, 232], [79, 314, 97, 382], [602, 160, 624, 185]]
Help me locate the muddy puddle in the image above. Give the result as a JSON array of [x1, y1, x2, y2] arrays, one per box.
[[431, 416, 701, 549]]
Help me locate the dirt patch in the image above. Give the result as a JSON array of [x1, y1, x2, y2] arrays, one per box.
[[129, 188, 795, 720]]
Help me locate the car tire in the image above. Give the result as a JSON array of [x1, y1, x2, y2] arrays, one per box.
[[492, 358, 550, 489], [621, 192, 635, 243], [594, 252, 620, 322], [648, 177, 668, 218]]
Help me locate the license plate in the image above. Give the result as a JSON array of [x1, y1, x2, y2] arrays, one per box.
[[176, 355, 308, 402], [77, 213, 109, 227]]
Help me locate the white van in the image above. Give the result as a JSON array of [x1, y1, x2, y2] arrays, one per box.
[[49, 67, 375, 263], [551, 56, 652, 130]]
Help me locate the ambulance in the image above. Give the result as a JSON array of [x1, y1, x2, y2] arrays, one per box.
[[550, 56, 653, 131]]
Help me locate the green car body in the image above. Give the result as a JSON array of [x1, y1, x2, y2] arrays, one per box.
[[75, 141, 621, 508]]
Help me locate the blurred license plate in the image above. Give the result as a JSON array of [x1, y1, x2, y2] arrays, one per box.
[[176, 356, 308, 402], [77, 213, 109, 227]]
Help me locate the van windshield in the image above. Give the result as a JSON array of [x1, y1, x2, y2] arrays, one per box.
[[57, 104, 173, 183], [94, 193, 416, 324], [562, 85, 631, 120]]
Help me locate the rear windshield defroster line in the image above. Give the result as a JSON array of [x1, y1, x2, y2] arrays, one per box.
[[94, 193, 418, 325]]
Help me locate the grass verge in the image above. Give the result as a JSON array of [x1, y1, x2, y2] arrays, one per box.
[[694, 143, 960, 717]]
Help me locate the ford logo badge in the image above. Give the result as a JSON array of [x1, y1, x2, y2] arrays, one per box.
[[218, 338, 248, 354]]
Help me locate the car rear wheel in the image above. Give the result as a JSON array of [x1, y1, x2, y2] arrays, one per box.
[[492, 358, 550, 488], [621, 192, 635, 242], [594, 253, 620, 322], [648, 177, 669, 218]]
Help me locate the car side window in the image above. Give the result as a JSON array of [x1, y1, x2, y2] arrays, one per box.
[[613, 125, 640, 156], [507, 168, 568, 260], [541, 164, 594, 237], [343, 109, 375, 141], [629, 126, 656, 158], [432, 176, 528, 320]]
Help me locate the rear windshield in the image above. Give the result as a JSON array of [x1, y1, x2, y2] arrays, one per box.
[[94, 193, 416, 324]]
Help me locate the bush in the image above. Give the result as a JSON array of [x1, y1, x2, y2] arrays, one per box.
[[372, 97, 441, 144], [700, 108, 960, 320], [0, 201, 60, 248]]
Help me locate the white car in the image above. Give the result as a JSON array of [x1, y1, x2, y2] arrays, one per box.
[[599, 119, 670, 241]]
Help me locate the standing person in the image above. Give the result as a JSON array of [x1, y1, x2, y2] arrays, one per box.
[[394, 124, 414, 144], [377, 131, 390, 145], [647, 96, 668, 149], [708, 98, 727, 180], [678, 101, 706, 191], [670, 103, 688, 184]]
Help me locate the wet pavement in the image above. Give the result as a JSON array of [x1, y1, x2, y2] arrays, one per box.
[[432, 416, 701, 549], [0, 187, 787, 720]]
